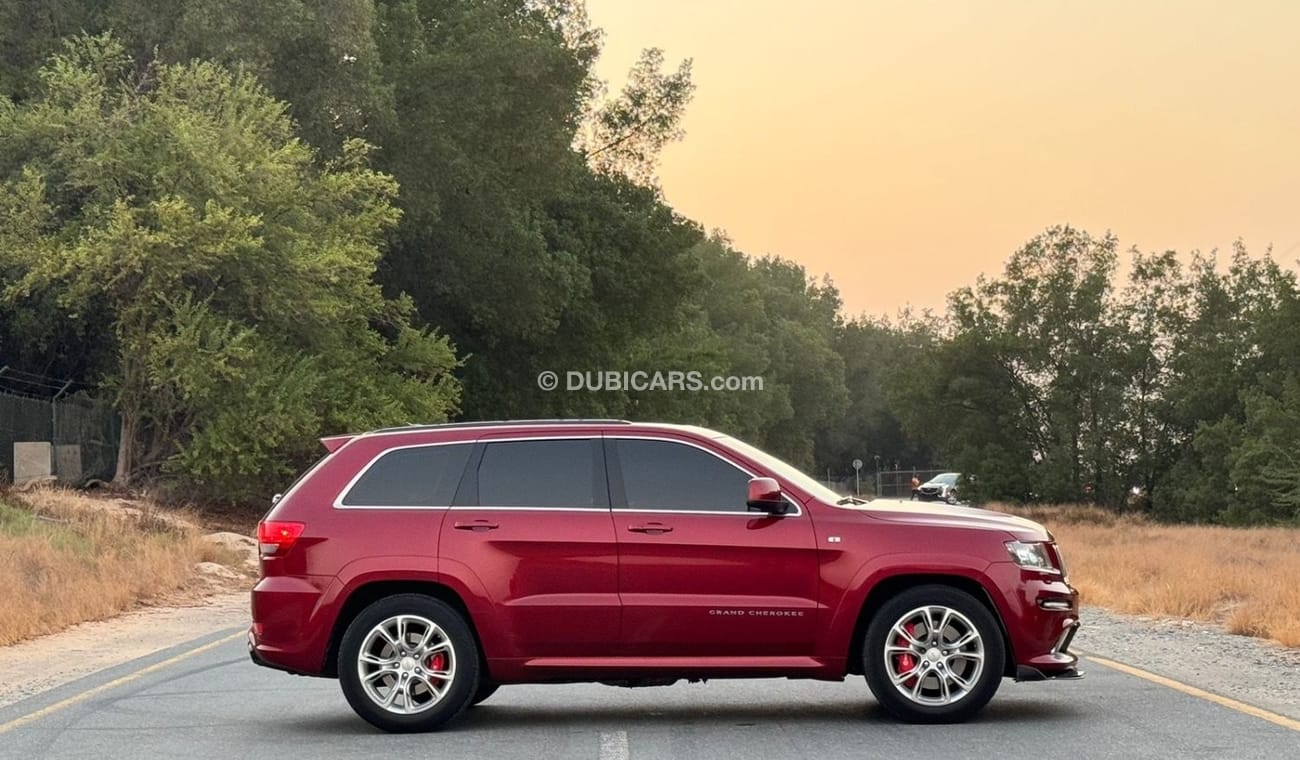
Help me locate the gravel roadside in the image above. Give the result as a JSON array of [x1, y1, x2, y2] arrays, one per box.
[[1073, 605, 1300, 721], [0, 592, 249, 709]]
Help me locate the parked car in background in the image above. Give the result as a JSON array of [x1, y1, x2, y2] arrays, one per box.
[[251, 421, 1079, 733], [916, 472, 962, 504]]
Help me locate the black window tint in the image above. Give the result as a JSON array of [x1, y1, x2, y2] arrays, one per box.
[[477, 440, 600, 508], [341, 444, 472, 507], [616, 439, 751, 511]]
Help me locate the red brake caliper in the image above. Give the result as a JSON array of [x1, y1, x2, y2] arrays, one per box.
[[894, 623, 918, 687], [426, 652, 447, 686]]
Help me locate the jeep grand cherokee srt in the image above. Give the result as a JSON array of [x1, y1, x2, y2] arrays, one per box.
[[250, 420, 1080, 733]]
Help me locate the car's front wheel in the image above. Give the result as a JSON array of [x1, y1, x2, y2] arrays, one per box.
[[338, 594, 480, 733], [863, 585, 1005, 723]]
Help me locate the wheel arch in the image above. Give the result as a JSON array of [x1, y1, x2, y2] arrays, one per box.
[[845, 573, 1016, 677], [323, 580, 486, 678]]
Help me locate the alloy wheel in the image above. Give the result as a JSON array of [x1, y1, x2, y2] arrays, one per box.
[[882, 605, 985, 706], [356, 614, 457, 715]]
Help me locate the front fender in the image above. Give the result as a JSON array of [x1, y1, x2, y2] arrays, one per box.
[[816, 552, 997, 664]]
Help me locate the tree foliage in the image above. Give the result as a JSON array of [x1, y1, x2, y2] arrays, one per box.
[[2, 4, 1298, 524], [0, 35, 457, 501], [881, 228, 1300, 523], [580, 47, 695, 184]]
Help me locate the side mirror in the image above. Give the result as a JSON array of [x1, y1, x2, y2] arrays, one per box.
[[746, 477, 790, 515]]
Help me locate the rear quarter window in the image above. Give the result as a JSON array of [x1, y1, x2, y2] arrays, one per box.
[[339, 443, 473, 507]]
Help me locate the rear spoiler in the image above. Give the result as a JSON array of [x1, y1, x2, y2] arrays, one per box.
[[320, 434, 355, 453]]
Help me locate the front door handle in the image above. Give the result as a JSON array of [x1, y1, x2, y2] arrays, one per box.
[[453, 520, 499, 531], [627, 522, 673, 534]]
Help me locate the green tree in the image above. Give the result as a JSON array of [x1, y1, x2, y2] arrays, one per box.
[[1114, 250, 1188, 501], [0, 0, 389, 152], [892, 227, 1128, 504], [579, 47, 695, 184], [1154, 246, 1298, 522], [819, 316, 937, 490], [658, 237, 849, 468], [0, 35, 458, 501], [1228, 379, 1300, 523]]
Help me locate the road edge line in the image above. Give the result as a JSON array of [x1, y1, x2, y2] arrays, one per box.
[[0, 630, 245, 734], [1083, 654, 1300, 732]]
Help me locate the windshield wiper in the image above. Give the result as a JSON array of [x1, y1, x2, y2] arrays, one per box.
[[836, 496, 868, 505]]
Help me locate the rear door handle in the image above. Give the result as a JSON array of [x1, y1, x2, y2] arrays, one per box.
[[627, 522, 673, 534], [453, 520, 499, 531]]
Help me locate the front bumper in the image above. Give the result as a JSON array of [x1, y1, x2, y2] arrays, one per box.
[[985, 561, 1082, 678], [1014, 616, 1083, 681], [1016, 664, 1084, 681]]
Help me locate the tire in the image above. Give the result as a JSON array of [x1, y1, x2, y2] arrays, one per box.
[[863, 584, 1005, 723], [338, 594, 480, 733], [470, 680, 500, 707]]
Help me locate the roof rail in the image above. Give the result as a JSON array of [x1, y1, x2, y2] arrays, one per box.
[[367, 419, 633, 435]]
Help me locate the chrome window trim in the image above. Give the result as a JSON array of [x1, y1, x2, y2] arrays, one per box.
[[330, 432, 804, 516], [333, 435, 600, 511], [606, 434, 803, 518], [451, 506, 609, 512]]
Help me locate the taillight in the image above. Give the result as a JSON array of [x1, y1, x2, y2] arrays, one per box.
[[258, 521, 306, 557]]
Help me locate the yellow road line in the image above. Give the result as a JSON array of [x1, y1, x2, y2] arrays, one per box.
[[1084, 654, 1300, 733], [0, 630, 244, 735]]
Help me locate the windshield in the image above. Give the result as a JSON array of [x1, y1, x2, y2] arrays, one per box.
[[716, 434, 845, 505], [928, 473, 959, 486]]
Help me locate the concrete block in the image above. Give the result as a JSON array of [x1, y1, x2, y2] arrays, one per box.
[[54, 444, 82, 484], [14, 441, 52, 486]]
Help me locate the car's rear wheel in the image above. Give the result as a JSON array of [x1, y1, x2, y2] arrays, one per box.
[[863, 585, 1005, 723], [338, 594, 479, 733]]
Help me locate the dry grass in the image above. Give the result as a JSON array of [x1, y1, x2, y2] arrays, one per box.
[[0, 486, 237, 646], [991, 503, 1300, 648]]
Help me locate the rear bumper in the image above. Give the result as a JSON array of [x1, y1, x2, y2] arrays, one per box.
[[249, 574, 337, 676], [248, 629, 305, 674]]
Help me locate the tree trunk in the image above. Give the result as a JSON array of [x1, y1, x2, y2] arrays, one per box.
[[113, 411, 135, 486]]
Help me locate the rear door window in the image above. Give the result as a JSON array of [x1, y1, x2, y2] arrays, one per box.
[[340, 444, 473, 507], [476, 439, 606, 508]]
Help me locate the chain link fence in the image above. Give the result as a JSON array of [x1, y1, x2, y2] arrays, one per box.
[[0, 368, 119, 484], [875, 468, 955, 499], [822, 467, 955, 499]]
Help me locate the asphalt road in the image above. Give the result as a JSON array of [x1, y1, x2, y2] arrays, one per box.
[[1, 628, 1296, 760]]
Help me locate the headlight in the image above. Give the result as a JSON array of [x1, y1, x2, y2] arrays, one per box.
[[1005, 540, 1058, 573]]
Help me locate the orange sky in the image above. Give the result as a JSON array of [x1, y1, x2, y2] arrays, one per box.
[[586, 0, 1300, 318]]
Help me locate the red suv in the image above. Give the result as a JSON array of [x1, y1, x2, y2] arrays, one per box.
[[250, 420, 1080, 733]]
